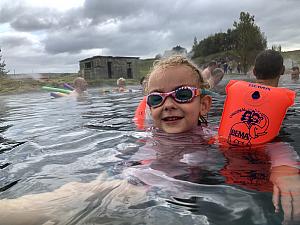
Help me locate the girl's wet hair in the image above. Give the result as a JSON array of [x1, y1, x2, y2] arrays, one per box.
[[144, 55, 209, 94]]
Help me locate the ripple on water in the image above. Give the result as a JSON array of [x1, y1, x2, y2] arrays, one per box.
[[0, 82, 298, 224]]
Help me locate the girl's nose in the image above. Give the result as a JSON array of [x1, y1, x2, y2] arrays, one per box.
[[162, 96, 177, 110]]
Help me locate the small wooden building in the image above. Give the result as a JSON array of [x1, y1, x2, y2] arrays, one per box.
[[79, 56, 139, 80]]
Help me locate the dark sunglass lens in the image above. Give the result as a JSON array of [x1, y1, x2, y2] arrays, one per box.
[[175, 88, 193, 101], [148, 94, 163, 107]]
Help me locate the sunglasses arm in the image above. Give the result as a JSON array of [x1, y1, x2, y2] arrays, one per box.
[[201, 89, 217, 96]]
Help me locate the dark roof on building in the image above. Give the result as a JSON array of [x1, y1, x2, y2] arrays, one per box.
[[80, 55, 140, 62]]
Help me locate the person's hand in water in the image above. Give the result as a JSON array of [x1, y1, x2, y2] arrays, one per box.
[[270, 165, 300, 224]]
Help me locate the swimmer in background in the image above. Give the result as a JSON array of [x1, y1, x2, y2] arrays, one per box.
[[290, 66, 299, 82], [207, 68, 224, 89], [247, 50, 293, 142], [253, 49, 285, 87], [99, 77, 129, 94], [140, 76, 147, 95], [140, 76, 146, 86], [116, 77, 127, 92], [201, 60, 217, 82], [69, 77, 88, 97]]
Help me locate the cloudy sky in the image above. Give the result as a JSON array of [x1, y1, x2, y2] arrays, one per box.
[[0, 0, 299, 74]]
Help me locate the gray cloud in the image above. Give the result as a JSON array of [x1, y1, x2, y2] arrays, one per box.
[[11, 12, 58, 31], [0, 0, 300, 73], [81, 0, 164, 23], [6, 54, 81, 73], [0, 2, 25, 23], [0, 35, 33, 49]]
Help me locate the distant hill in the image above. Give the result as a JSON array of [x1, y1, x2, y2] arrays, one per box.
[[136, 49, 300, 80], [192, 49, 300, 69], [282, 49, 300, 68], [137, 58, 155, 79]]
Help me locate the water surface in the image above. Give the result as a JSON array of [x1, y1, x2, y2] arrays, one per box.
[[0, 75, 299, 225]]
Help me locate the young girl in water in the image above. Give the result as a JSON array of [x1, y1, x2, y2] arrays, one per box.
[[144, 55, 212, 133]]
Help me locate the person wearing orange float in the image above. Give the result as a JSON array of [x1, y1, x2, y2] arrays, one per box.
[[218, 50, 295, 146], [217, 50, 299, 224]]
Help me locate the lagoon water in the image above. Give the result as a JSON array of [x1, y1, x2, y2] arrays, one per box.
[[0, 75, 299, 225]]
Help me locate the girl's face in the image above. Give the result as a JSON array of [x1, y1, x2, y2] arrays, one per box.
[[147, 65, 211, 133]]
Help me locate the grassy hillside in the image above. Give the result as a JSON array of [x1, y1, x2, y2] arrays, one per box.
[[192, 50, 239, 66], [134, 49, 300, 80], [0, 74, 144, 95], [282, 50, 300, 68], [0, 74, 79, 95], [137, 58, 155, 79], [192, 49, 300, 69], [1, 49, 299, 95]]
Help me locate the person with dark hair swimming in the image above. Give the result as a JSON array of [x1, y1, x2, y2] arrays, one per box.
[[253, 49, 285, 87]]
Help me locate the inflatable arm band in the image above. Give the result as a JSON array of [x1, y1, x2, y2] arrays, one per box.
[[134, 96, 147, 130], [218, 80, 296, 146], [42, 86, 72, 94]]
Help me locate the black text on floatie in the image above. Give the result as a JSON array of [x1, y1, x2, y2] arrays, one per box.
[[229, 128, 250, 140]]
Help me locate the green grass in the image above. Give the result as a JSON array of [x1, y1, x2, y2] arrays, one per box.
[[192, 50, 239, 65], [192, 49, 300, 73], [137, 58, 155, 79], [0, 74, 143, 95], [0, 74, 78, 95]]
